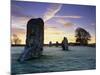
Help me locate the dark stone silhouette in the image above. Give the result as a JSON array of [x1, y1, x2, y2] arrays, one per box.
[[49, 41, 52, 47], [56, 41, 59, 47], [75, 27, 91, 45], [62, 37, 68, 51], [19, 18, 44, 62]]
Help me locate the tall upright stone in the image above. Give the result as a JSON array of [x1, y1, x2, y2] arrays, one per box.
[[49, 41, 52, 47], [19, 18, 44, 62], [61, 37, 68, 51], [55, 41, 59, 47]]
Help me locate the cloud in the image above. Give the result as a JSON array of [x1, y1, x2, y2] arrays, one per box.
[[54, 15, 82, 19], [11, 15, 34, 32], [43, 4, 62, 22], [56, 19, 74, 27], [44, 26, 64, 34], [11, 27, 25, 35], [11, 3, 33, 30], [44, 26, 57, 30], [64, 22, 74, 27]]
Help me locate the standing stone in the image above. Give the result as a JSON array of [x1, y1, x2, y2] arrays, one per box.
[[62, 37, 68, 51], [19, 18, 44, 62], [55, 41, 59, 47], [49, 41, 52, 47]]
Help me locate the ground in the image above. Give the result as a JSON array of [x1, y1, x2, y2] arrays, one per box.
[[11, 46, 96, 74]]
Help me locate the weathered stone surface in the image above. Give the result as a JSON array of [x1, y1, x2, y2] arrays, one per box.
[[19, 18, 44, 62], [62, 37, 68, 51]]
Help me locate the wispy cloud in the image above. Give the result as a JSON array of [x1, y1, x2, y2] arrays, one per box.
[[11, 3, 33, 30], [56, 19, 74, 27], [43, 4, 62, 22], [44, 26, 57, 30], [11, 16, 31, 29], [11, 27, 25, 35], [44, 26, 64, 35], [54, 15, 82, 19]]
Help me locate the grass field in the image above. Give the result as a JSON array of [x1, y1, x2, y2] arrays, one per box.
[[11, 46, 96, 74]]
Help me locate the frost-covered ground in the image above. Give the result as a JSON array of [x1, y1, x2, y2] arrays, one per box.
[[11, 46, 96, 74]]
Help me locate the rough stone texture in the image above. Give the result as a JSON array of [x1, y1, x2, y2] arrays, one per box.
[[19, 18, 44, 62], [62, 37, 68, 51]]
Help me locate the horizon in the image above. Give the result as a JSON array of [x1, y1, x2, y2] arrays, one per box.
[[11, 1, 96, 44]]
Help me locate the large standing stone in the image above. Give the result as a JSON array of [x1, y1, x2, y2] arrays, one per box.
[[62, 37, 68, 51], [19, 18, 44, 62]]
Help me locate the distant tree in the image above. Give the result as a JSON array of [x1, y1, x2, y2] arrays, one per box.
[[75, 27, 91, 45], [12, 34, 21, 45]]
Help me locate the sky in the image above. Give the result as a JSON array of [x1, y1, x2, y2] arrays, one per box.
[[11, 1, 96, 44]]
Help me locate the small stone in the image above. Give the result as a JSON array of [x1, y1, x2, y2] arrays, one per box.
[[62, 37, 68, 51]]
